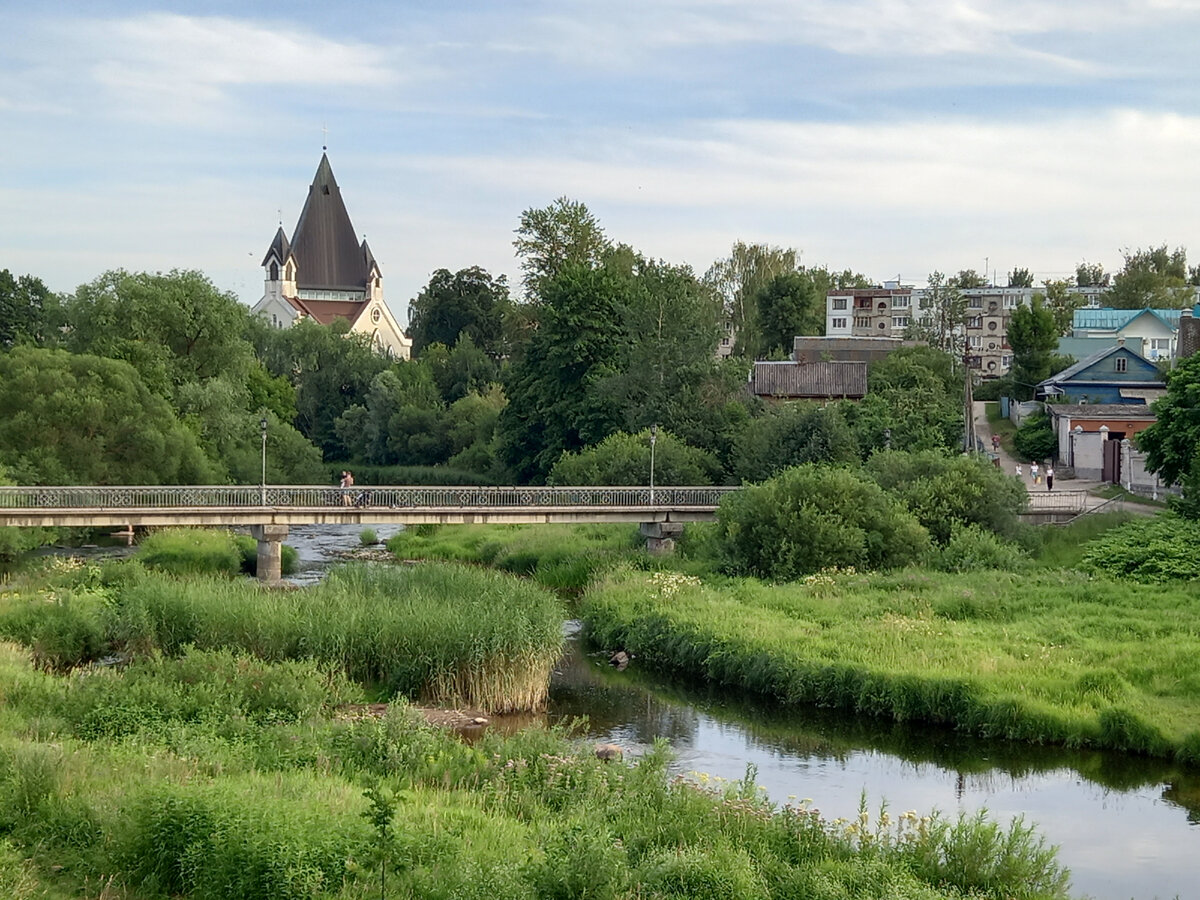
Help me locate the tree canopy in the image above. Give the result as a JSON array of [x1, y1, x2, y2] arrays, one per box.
[[1007, 295, 1060, 400], [408, 266, 508, 358], [513, 198, 611, 301], [1140, 353, 1200, 490], [0, 348, 220, 485], [0, 270, 61, 348], [1108, 245, 1191, 309]]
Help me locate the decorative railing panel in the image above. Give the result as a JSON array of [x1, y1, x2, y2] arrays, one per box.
[[1024, 491, 1088, 512], [0, 485, 737, 511]]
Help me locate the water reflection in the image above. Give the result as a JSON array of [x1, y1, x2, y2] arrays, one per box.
[[549, 633, 1200, 900]]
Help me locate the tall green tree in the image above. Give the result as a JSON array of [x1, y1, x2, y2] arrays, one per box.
[[704, 242, 798, 357], [66, 269, 255, 397], [1139, 353, 1200, 494], [1008, 267, 1034, 288], [1108, 245, 1191, 309], [253, 318, 389, 459], [952, 269, 988, 289], [732, 403, 860, 483], [843, 346, 963, 454], [0, 348, 220, 485], [908, 272, 967, 357], [0, 270, 62, 348], [1043, 279, 1085, 336], [513, 198, 611, 301], [1075, 261, 1109, 287], [1007, 296, 1060, 400], [408, 266, 508, 358], [497, 264, 627, 481], [751, 271, 825, 357]]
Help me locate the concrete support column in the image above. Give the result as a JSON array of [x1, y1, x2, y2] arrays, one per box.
[[640, 521, 684, 555], [250, 524, 289, 583]]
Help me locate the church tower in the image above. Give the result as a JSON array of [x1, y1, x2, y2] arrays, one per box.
[[252, 153, 412, 359]]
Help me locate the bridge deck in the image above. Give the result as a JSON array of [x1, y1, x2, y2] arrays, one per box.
[[0, 485, 732, 528]]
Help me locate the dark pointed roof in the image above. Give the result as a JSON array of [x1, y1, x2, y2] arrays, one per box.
[[261, 226, 292, 267], [289, 153, 371, 291], [361, 239, 379, 275]]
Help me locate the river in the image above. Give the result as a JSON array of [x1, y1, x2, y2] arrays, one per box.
[[51, 524, 1197, 900], [275, 524, 1200, 900]]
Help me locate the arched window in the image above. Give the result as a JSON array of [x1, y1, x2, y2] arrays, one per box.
[[269, 261, 279, 280]]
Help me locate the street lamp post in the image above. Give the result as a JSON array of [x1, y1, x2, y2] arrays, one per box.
[[649, 424, 658, 506], [260, 417, 268, 506]]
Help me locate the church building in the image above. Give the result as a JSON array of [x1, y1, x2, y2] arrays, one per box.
[[252, 153, 412, 359]]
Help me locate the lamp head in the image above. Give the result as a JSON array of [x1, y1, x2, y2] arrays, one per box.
[[260, 418, 269, 432]]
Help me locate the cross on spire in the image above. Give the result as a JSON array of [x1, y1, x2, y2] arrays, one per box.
[[322, 123, 328, 151]]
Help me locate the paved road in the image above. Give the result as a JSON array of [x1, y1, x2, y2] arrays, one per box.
[[970, 401, 1114, 510]]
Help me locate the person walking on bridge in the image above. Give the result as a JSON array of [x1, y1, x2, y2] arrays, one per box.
[[1046, 466, 1054, 491], [340, 470, 354, 506]]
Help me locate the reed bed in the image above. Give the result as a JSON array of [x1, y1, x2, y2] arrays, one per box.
[[6, 561, 565, 713], [582, 567, 1200, 763], [0, 637, 1071, 900], [137, 527, 298, 577], [386, 523, 657, 591]]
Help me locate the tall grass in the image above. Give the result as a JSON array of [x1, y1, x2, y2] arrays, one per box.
[[0, 635, 1071, 900], [138, 528, 298, 577], [5, 561, 565, 712], [582, 567, 1200, 763], [386, 523, 680, 592]]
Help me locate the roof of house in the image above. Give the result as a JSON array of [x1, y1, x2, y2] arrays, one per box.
[[289, 153, 372, 291], [1073, 307, 1182, 332], [750, 360, 867, 398], [1056, 336, 1116, 360], [1046, 403, 1158, 421], [1038, 344, 1161, 388]]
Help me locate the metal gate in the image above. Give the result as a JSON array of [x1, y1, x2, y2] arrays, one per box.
[[1102, 439, 1121, 484]]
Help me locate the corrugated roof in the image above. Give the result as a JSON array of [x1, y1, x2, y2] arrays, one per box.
[[289, 154, 370, 291], [1046, 404, 1157, 420], [750, 361, 867, 399], [1073, 307, 1182, 331]]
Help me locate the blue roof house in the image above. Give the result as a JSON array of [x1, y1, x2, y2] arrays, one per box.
[[1036, 341, 1165, 404], [1071, 306, 1198, 361]]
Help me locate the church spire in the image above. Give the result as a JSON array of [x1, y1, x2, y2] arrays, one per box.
[[288, 153, 369, 291]]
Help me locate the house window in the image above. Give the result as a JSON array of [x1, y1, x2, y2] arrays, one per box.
[[1115, 357, 1128, 373], [1004, 295, 1019, 308], [831, 317, 847, 329], [371, 307, 382, 324], [892, 295, 910, 308], [968, 297, 983, 309], [891, 316, 910, 328], [832, 298, 848, 310], [1002, 355, 1013, 367], [721, 337, 730, 346], [968, 316, 982, 328], [269, 261, 279, 280], [1148, 338, 1170, 359], [854, 317, 869, 328], [969, 336, 982, 348], [987, 320, 997, 330]]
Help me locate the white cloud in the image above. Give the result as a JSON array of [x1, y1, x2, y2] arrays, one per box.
[[60, 13, 402, 125]]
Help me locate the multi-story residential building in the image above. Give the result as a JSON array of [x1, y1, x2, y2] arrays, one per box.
[[825, 280, 1123, 378]]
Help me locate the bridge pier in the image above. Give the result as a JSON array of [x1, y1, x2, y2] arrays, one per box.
[[640, 521, 683, 555], [250, 524, 289, 582]]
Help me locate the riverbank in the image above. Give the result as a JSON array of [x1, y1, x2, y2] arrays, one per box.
[[582, 567, 1200, 763]]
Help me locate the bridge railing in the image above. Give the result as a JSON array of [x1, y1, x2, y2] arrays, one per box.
[[0, 485, 737, 510], [1024, 490, 1088, 513]]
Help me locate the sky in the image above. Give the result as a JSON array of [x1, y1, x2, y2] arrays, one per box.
[[3, 0, 1200, 323]]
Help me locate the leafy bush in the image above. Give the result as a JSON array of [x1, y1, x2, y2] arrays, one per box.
[[1080, 515, 1200, 583], [934, 524, 1025, 573], [359, 528, 379, 546], [731, 403, 861, 483], [866, 450, 1028, 544], [714, 465, 931, 579], [548, 428, 720, 486], [1013, 411, 1057, 463]]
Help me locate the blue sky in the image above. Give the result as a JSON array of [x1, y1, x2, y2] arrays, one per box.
[[3, 1, 1199, 321]]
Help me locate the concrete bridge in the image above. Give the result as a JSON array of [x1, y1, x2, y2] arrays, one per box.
[[0, 485, 733, 580]]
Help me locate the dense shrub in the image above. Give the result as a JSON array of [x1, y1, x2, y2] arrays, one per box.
[[1013, 411, 1057, 463], [865, 450, 1027, 544], [140, 529, 242, 576], [1079, 515, 1200, 583], [547, 428, 720, 486], [714, 465, 931, 579], [732, 403, 860, 483], [934, 524, 1025, 573]]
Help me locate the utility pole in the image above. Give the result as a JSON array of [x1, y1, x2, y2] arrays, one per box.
[[963, 353, 976, 453]]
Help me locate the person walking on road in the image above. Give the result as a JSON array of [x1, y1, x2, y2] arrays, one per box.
[[1031, 462, 1040, 485], [1015, 463, 1022, 479], [1046, 466, 1054, 491]]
